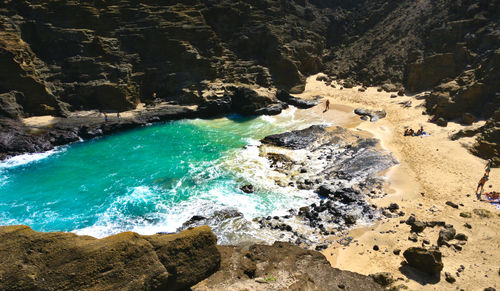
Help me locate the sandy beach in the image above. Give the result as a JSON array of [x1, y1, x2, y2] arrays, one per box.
[[295, 75, 499, 290]]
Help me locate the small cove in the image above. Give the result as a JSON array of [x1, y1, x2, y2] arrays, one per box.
[[0, 107, 334, 242]]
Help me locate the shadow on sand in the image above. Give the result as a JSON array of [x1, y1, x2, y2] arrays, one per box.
[[399, 264, 441, 285]]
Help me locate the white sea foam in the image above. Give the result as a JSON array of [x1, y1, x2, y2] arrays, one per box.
[[0, 148, 64, 170]]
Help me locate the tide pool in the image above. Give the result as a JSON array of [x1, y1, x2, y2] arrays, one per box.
[[0, 108, 328, 241]]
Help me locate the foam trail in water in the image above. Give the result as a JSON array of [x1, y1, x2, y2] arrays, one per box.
[[0, 148, 64, 170]]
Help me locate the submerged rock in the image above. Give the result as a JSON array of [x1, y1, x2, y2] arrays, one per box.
[[0, 225, 220, 290]]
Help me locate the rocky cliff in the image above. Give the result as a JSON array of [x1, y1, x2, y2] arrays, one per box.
[[0, 225, 220, 290], [0, 0, 498, 161], [0, 225, 383, 290]]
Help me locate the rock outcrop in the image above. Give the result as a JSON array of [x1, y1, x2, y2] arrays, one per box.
[[0, 225, 220, 290], [193, 242, 384, 290]]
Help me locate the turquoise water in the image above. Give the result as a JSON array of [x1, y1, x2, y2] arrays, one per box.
[[0, 109, 326, 239]]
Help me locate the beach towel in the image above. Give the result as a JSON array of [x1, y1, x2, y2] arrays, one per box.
[[484, 192, 500, 209]]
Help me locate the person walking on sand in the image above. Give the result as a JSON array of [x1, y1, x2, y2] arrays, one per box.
[[324, 99, 330, 112], [485, 159, 492, 176], [476, 174, 488, 197]]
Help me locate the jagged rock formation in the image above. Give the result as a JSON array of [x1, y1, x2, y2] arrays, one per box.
[[0, 225, 220, 290], [193, 242, 384, 290], [0, 0, 498, 161]]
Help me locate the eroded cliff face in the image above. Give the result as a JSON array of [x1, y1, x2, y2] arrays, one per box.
[[0, 225, 221, 290], [0, 0, 498, 160]]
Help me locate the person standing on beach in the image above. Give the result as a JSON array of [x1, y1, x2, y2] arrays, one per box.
[[117, 112, 121, 120], [104, 112, 108, 122], [324, 99, 330, 112]]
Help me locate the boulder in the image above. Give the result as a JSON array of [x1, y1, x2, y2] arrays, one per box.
[[410, 221, 427, 233], [381, 83, 398, 92], [403, 247, 444, 276], [0, 225, 220, 290], [438, 226, 457, 246]]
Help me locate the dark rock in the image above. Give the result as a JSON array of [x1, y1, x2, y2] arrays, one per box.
[[354, 108, 387, 122], [315, 244, 328, 251], [454, 233, 468, 241], [275, 90, 320, 109], [240, 184, 255, 193], [381, 83, 398, 92], [445, 272, 456, 283], [438, 227, 457, 246], [373, 245, 380, 251], [461, 113, 475, 125], [408, 233, 418, 242], [445, 201, 459, 209], [261, 125, 326, 150], [387, 203, 399, 212], [344, 214, 357, 225], [405, 215, 416, 225], [393, 249, 401, 255], [0, 91, 24, 119], [436, 117, 448, 127], [0, 225, 220, 290], [410, 221, 427, 233], [425, 221, 446, 228], [403, 247, 444, 276], [460, 212, 472, 218], [464, 223, 472, 229], [370, 272, 394, 286]]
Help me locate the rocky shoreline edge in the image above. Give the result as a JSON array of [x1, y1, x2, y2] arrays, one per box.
[[0, 87, 317, 161], [178, 124, 399, 249]]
